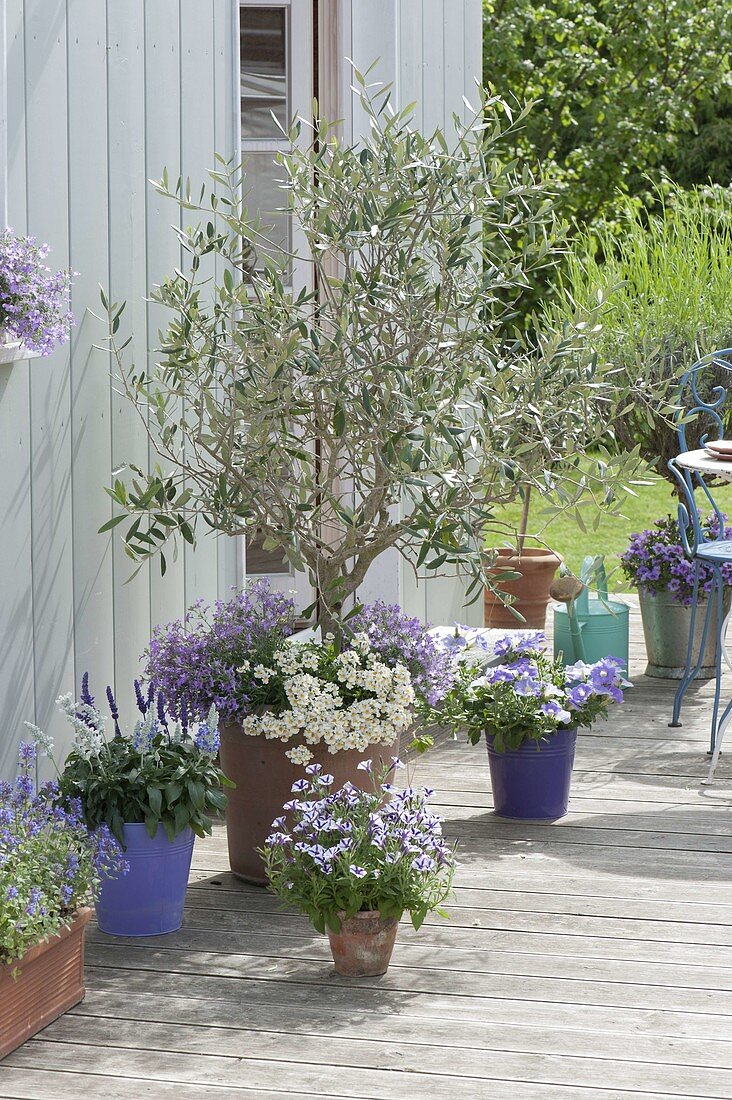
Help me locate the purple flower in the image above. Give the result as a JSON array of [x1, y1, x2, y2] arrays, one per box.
[[145, 580, 296, 723], [621, 513, 732, 606], [349, 864, 368, 878], [540, 699, 572, 725], [81, 672, 95, 708], [106, 686, 121, 738], [0, 229, 74, 355], [291, 779, 310, 793], [356, 759, 373, 774], [493, 631, 546, 657], [134, 679, 148, 716]]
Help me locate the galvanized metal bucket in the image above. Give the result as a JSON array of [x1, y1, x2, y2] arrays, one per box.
[[638, 588, 731, 679]]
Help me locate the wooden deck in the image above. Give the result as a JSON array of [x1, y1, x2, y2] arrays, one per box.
[[3, 598, 732, 1099]]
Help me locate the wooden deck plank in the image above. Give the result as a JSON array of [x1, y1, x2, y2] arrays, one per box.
[[3, 611, 732, 1097]]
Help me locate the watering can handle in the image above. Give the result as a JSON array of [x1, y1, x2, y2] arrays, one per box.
[[596, 562, 609, 601]]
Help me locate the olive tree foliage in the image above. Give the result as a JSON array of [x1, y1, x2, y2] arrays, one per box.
[[103, 75, 646, 631]]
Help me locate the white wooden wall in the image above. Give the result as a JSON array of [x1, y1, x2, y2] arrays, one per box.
[[0, 0, 482, 778], [0, 0, 239, 778]]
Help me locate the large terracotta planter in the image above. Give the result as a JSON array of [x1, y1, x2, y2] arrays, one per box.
[[219, 727, 399, 884], [639, 588, 731, 679], [484, 547, 562, 629], [327, 910, 399, 977], [0, 907, 92, 1059]]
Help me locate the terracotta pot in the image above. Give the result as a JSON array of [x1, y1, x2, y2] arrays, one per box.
[[484, 547, 562, 629], [327, 910, 399, 977], [219, 727, 399, 884], [0, 907, 92, 1059]]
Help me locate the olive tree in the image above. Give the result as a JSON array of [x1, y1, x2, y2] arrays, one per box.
[[103, 75, 646, 632]]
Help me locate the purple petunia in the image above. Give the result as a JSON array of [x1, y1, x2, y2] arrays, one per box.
[[621, 513, 732, 606]]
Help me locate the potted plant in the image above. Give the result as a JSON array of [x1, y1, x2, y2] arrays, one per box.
[[0, 741, 126, 1058], [101, 78, 647, 637], [621, 513, 732, 678], [146, 585, 421, 883], [484, 484, 562, 628], [436, 632, 627, 820], [0, 227, 74, 360], [33, 676, 230, 936], [261, 760, 456, 977]]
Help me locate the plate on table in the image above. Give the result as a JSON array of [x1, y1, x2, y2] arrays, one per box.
[[703, 440, 732, 460]]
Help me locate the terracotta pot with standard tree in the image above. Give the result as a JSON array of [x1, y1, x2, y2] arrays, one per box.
[[146, 588, 455, 883], [484, 486, 562, 629], [103, 79, 649, 688]]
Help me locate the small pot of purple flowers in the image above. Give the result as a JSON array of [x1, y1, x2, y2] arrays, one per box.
[[1, 741, 126, 1058], [621, 514, 732, 679], [261, 760, 456, 978], [438, 632, 627, 820], [31, 677, 231, 937]]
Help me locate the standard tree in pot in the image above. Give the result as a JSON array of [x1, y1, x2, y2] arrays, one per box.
[[261, 760, 456, 977], [102, 78, 647, 646]]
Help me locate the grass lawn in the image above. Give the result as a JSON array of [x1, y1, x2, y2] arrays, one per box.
[[487, 475, 732, 592]]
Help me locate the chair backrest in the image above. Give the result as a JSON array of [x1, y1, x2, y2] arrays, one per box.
[[671, 350, 732, 555]]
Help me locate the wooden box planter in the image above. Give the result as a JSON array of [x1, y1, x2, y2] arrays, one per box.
[[0, 907, 92, 1060]]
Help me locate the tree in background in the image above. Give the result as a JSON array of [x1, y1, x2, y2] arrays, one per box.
[[483, 0, 732, 229]]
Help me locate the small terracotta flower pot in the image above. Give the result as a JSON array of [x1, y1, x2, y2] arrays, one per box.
[[326, 910, 399, 977], [484, 547, 562, 629], [0, 907, 92, 1059]]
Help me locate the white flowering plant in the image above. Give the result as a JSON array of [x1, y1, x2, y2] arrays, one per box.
[[261, 760, 456, 934], [238, 635, 416, 765], [31, 675, 231, 846]]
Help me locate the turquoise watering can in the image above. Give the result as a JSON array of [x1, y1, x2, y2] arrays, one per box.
[[553, 556, 629, 673]]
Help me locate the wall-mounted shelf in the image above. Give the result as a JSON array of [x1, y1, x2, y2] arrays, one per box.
[[0, 342, 40, 364]]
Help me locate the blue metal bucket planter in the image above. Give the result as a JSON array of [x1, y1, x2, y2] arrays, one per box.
[[486, 728, 577, 820], [95, 824, 194, 937]]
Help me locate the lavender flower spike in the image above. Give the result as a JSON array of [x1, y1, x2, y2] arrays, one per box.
[[106, 685, 121, 738], [81, 671, 95, 708]]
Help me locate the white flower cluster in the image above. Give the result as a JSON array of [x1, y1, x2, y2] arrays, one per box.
[[242, 638, 415, 765], [56, 692, 106, 758]]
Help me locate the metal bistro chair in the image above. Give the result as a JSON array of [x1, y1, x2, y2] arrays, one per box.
[[668, 349, 732, 779]]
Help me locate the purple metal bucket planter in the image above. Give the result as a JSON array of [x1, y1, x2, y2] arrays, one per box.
[[96, 823, 194, 937], [486, 727, 578, 821]]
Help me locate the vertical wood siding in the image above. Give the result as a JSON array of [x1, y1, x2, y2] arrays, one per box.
[[0, 0, 481, 775], [0, 0, 238, 778]]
